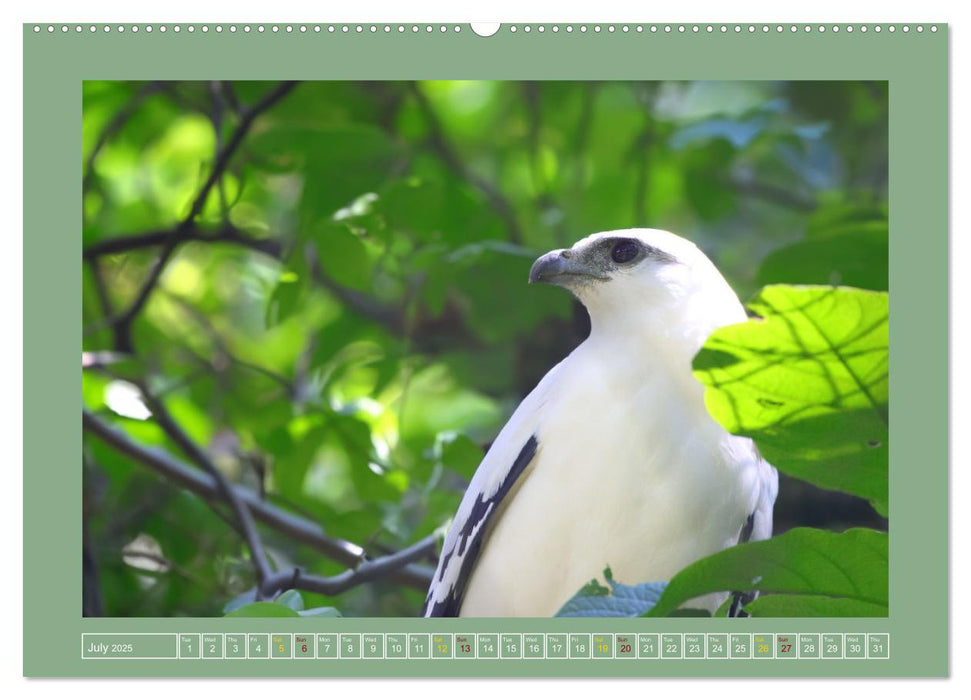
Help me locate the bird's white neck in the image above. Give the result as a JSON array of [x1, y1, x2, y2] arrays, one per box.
[[579, 268, 748, 373]]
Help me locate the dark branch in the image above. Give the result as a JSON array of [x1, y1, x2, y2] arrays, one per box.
[[134, 387, 275, 595], [83, 223, 283, 261], [111, 81, 299, 352], [160, 292, 295, 395], [184, 81, 299, 226], [81, 409, 434, 593], [260, 536, 437, 596]]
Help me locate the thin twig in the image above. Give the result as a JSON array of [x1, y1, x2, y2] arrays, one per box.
[[162, 292, 295, 393], [134, 386, 275, 596], [219, 81, 242, 116], [83, 81, 164, 193], [111, 81, 299, 352], [208, 81, 229, 216]]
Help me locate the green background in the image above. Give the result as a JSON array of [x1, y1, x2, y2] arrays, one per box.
[[24, 22, 947, 676]]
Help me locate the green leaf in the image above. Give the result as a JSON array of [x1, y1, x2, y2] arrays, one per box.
[[298, 606, 343, 617], [224, 602, 301, 618], [742, 594, 888, 617], [314, 222, 372, 291], [249, 124, 401, 216], [681, 139, 737, 220], [331, 413, 399, 503], [806, 203, 888, 237], [268, 425, 328, 504], [397, 363, 501, 445], [646, 528, 887, 618], [436, 432, 484, 481], [757, 223, 887, 291], [265, 270, 305, 328], [556, 567, 668, 617], [377, 177, 501, 245], [274, 589, 305, 611], [694, 285, 888, 515]]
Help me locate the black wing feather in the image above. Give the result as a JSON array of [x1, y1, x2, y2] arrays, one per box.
[[729, 512, 757, 618], [423, 436, 538, 617]]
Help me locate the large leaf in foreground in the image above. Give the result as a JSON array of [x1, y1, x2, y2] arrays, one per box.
[[742, 594, 887, 617], [646, 528, 887, 618], [694, 285, 888, 515]]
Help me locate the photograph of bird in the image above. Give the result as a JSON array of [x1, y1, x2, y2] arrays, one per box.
[[423, 228, 779, 617]]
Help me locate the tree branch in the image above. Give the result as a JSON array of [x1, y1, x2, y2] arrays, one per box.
[[260, 535, 437, 596], [134, 386, 275, 596], [83, 223, 283, 261], [81, 409, 435, 593], [110, 81, 299, 353]]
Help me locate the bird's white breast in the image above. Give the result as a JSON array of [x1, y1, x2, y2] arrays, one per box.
[[458, 336, 760, 617]]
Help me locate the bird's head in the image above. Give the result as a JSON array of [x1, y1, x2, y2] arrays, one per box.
[[529, 228, 747, 355]]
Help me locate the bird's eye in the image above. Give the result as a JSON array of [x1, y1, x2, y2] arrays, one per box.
[[610, 240, 640, 264]]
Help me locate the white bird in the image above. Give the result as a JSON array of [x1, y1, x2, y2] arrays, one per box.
[[423, 228, 778, 617]]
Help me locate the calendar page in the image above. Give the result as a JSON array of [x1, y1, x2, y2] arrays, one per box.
[[23, 20, 947, 677]]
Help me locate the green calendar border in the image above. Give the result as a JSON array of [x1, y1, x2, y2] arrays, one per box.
[[23, 22, 948, 678]]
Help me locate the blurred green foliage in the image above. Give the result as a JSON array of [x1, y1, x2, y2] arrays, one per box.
[[82, 80, 888, 617]]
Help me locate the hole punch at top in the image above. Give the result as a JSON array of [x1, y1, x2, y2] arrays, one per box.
[[471, 23, 501, 37]]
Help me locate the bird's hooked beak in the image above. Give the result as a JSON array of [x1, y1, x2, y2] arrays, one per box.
[[529, 248, 605, 286]]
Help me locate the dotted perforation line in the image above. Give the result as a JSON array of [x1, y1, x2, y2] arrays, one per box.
[[31, 23, 939, 35], [503, 23, 937, 34], [30, 23, 466, 35]]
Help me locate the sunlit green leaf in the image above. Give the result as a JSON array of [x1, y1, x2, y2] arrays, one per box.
[[694, 285, 888, 515]]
